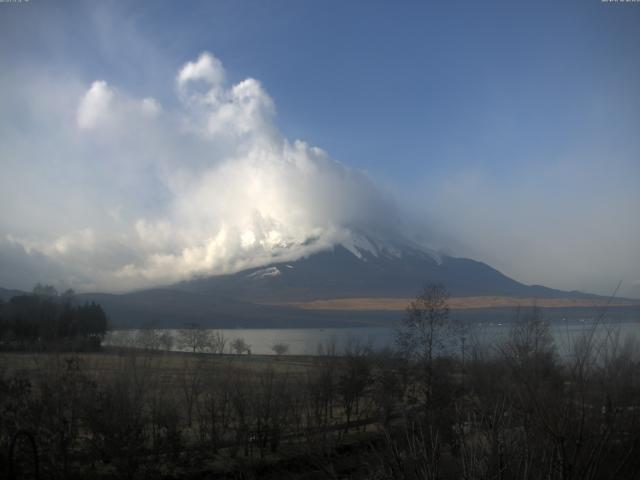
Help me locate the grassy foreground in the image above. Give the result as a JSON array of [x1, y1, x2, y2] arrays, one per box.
[[3, 309, 640, 480]]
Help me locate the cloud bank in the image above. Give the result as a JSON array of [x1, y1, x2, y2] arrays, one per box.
[[0, 52, 397, 292]]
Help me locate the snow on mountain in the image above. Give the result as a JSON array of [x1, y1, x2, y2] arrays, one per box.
[[74, 227, 628, 329], [338, 229, 443, 265], [247, 266, 282, 279]]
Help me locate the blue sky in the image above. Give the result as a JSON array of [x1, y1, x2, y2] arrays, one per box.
[[0, 0, 639, 296]]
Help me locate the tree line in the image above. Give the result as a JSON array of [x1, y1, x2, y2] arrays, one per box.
[[0, 284, 108, 351], [110, 324, 292, 357]]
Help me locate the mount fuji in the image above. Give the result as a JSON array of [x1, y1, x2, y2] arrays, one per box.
[[176, 230, 569, 302], [67, 229, 639, 329]]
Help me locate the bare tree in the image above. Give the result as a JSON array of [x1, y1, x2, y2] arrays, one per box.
[[228, 369, 251, 457], [370, 349, 402, 427], [505, 304, 556, 364], [271, 342, 289, 357], [83, 352, 152, 478], [135, 328, 161, 352], [178, 323, 212, 353], [250, 367, 290, 458], [338, 338, 372, 432], [158, 330, 174, 352], [210, 331, 227, 354], [106, 329, 137, 351], [396, 283, 451, 407], [231, 337, 250, 355], [303, 338, 339, 445], [179, 358, 205, 428], [197, 362, 234, 454]]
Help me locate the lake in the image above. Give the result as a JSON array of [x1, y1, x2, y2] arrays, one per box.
[[104, 317, 639, 357]]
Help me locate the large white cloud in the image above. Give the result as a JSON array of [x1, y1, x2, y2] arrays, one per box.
[[177, 52, 226, 91], [77, 81, 114, 130], [77, 80, 161, 132], [0, 52, 397, 292]]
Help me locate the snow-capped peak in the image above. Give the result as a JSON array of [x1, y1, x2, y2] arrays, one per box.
[[338, 229, 443, 264], [247, 266, 281, 279]]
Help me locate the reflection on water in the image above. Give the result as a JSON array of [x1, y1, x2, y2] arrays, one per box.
[[104, 319, 639, 357]]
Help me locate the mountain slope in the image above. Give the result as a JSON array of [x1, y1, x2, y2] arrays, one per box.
[[82, 238, 633, 328], [4, 233, 629, 328], [177, 244, 584, 302]]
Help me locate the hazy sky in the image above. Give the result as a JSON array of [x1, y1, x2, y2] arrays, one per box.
[[0, 0, 638, 297]]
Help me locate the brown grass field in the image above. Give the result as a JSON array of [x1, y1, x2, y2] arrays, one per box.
[[283, 295, 639, 311]]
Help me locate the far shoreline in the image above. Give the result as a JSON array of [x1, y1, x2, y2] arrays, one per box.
[[278, 295, 640, 311]]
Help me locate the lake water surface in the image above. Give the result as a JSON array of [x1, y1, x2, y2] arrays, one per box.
[[105, 318, 639, 357]]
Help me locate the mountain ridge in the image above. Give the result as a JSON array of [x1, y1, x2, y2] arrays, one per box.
[[175, 243, 601, 302], [2, 234, 637, 328]]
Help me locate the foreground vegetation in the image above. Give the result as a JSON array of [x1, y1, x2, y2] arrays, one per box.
[[2, 286, 640, 479]]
